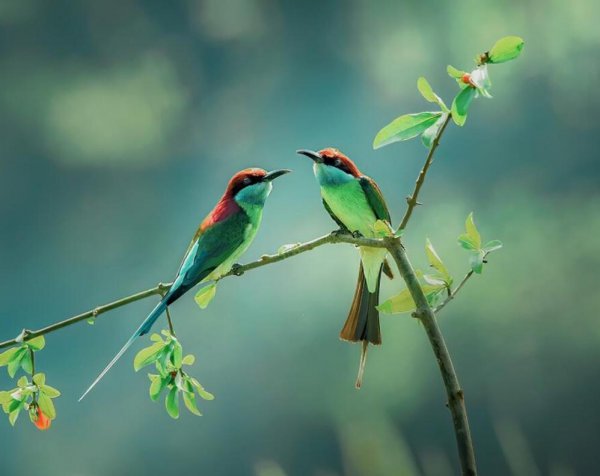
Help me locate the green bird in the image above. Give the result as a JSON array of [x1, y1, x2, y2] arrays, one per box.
[[297, 148, 393, 388], [79, 167, 291, 401]]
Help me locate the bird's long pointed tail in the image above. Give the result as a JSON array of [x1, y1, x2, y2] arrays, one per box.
[[339, 264, 382, 389], [78, 299, 168, 402]]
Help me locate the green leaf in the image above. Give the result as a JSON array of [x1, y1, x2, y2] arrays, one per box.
[[194, 284, 216, 310], [165, 386, 179, 419], [39, 385, 61, 398], [133, 342, 165, 372], [458, 235, 477, 250], [32, 373, 45, 386], [447, 65, 467, 79], [465, 212, 482, 249], [378, 289, 416, 314], [156, 344, 173, 375], [7, 348, 26, 378], [25, 336, 45, 351], [423, 275, 446, 287], [373, 112, 442, 149], [378, 285, 444, 314], [182, 354, 195, 366], [488, 36, 524, 64], [426, 288, 445, 307], [483, 240, 503, 253], [9, 408, 21, 426], [0, 347, 20, 367], [451, 87, 477, 126], [421, 114, 447, 148], [150, 333, 163, 343], [182, 383, 202, 416], [469, 250, 485, 274], [37, 393, 56, 420], [190, 378, 215, 401], [417, 77, 449, 112], [0, 391, 11, 406], [148, 374, 169, 401], [20, 351, 33, 375], [425, 238, 450, 282], [17, 376, 28, 388], [372, 220, 393, 237], [172, 341, 183, 368]]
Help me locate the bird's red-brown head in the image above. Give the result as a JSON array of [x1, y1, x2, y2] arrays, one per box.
[[224, 168, 291, 198], [296, 148, 362, 177]]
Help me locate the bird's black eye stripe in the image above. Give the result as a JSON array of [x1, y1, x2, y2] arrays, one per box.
[[231, 175, 262, 195], [324, 156, 350, 174]]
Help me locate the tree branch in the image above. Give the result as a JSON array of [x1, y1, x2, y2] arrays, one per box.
[[398, 113, 452, 231], [386, 237, 477, 475], [0, 231, 385, 351]]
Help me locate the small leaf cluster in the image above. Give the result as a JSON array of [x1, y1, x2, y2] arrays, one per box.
[[378, 213, 502, 314], [134, 331, 214, 419], [373, 36, 524, 148], [0, 336, 61, 429], [0, 335, 45, 377], [0, 373, 60, 428], [459, 213, 503, 274]]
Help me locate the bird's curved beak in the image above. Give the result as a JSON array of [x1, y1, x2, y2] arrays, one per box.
[[264, 169, 292, 182], [296, 149, 323, 163]]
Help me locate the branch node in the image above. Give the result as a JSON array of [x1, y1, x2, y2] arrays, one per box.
[[15, 329, 32, 343], [231, 263, 245, 277]]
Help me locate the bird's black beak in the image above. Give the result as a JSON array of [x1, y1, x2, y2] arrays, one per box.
[[264, 169, 292, 182], [296, 149, 323, 163]]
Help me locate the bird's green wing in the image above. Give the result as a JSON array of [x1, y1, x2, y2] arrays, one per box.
[[359, 176, 391, 223], [322, 198, 350, 231], [168, 211, 250, 301]]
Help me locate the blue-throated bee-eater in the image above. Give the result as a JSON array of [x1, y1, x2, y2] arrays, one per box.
[[298, 148, 393, 388], [79, 167, 291, 400]]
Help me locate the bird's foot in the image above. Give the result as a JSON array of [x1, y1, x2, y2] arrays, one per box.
[[351, 230, 364, 239], [231, 263, 245, 277]]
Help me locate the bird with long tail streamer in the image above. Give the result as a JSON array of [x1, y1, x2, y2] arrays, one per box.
[[79, 168, 291, 401], [298, 148, 393, 388]]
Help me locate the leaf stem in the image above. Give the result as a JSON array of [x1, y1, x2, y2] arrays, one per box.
[[398, 113, 452, 231], [165, 307, 176, 336], [434, 252, 489, 314]]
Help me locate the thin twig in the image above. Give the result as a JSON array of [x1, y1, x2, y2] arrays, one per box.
[[387, 238, 477, 475], [398, 113, 452, 231], [0, 231, 384, 350], [165, 307, 175, 336]]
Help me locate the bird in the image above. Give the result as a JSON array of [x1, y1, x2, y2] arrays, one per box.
[[297, 148, 393, 388], [79, 167, 291, 401]]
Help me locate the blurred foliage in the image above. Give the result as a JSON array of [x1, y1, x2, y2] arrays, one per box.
[[0, 0, 598, 475]]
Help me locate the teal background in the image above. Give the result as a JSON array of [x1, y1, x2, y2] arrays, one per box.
[[0, 0, 598, 475]]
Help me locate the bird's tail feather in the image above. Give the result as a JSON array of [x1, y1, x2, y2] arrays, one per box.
[[78, 299, 167, 402], [339, 264, 382, 389]]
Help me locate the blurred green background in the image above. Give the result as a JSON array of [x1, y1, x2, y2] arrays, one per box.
[[0, 0, 598, 475]]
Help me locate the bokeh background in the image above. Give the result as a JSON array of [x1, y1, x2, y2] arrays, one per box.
[[0, 0, 598, 475]]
